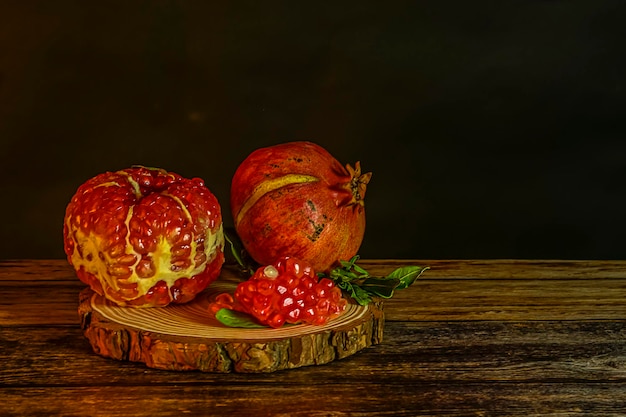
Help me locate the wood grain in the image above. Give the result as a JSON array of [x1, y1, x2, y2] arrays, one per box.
[[78, 282, 384, 373], [3, 259, 626, 416], [3, 322, 626, 386], [4, 383, 626, 417], [4, 259, 626, 324]]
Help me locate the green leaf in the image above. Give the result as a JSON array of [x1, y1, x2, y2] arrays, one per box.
[[386, 266, 430, 290], [359, 277, 402, 299], [352, 263, 369, 275], [215, 308, 266, 328], [322, 255, 429, 306], [223, 227, 257, 276], [223, 230, 243, 265], [339, 259, 352, 269], [339, 255, 359, 269], [348, 284, 373, 306]]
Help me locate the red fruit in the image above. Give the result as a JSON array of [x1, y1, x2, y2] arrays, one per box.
[[208, 292, 238, 316], [63, 166, 225, 307], [232, 256, 347, 328], [230, 141, 372, 273]]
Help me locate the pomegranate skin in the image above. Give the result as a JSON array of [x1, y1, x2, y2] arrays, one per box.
[[231, 141, 371, 272], [63, 166, 225, 307]]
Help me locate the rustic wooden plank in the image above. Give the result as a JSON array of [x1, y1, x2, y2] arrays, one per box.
[[0, 303, 80, 326], [384, 277, 626, 321], [4, 259, 626, 282], [0, 259, 75, 281], [4, 274, 626, 325], [2, 383, 626, 417], [4, 259, 626, 415], [3, 321, 626, 386], [358, 259, 626, 279], [0, 283, 85, 325]]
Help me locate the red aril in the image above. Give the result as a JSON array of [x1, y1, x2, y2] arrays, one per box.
[[230, 141, 371, 272], [209, 256, 348, 328], [63, 166, 225, 307]]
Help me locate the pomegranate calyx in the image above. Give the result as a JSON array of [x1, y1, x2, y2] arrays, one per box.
[[345, 162, 372, 206]]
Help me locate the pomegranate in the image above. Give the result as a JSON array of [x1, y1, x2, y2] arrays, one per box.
[[63, 166, 225, 307], [209, 256, 348, 328], [230, 141, 371, 272]]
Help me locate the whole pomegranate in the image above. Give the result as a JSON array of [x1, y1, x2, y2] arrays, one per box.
[[230, 141, 371, 272], [63, 166, 225, 307]]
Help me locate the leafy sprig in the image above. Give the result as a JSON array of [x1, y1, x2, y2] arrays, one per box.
[[221, 229, 429, 314], [320, 255, 429, 306]]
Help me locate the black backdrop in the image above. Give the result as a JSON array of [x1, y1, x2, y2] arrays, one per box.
[[1, 1, 625, 261]]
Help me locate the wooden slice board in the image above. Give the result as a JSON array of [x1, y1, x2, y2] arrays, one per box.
[[78, 269, 385, 373]]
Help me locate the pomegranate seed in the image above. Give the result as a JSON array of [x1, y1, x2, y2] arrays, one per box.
[[263, 265, 279, 278], [226, 256, 347, 328]]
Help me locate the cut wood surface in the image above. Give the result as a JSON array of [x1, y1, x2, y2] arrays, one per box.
[[3, 259, 626, 416], [78, 273, 384, 373]]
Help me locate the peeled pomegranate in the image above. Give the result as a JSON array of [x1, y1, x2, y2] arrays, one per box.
[[63, 166, 225, 307], [230, 141, 371, 272]]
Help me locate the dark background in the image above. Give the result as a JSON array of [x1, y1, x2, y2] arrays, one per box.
[[1, 1, 625, 261]]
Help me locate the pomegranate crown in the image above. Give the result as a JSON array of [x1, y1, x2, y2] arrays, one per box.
[[343, 161, 371, 206]]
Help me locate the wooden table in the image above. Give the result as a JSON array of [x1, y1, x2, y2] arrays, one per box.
[[2, 259, 626, 416]]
